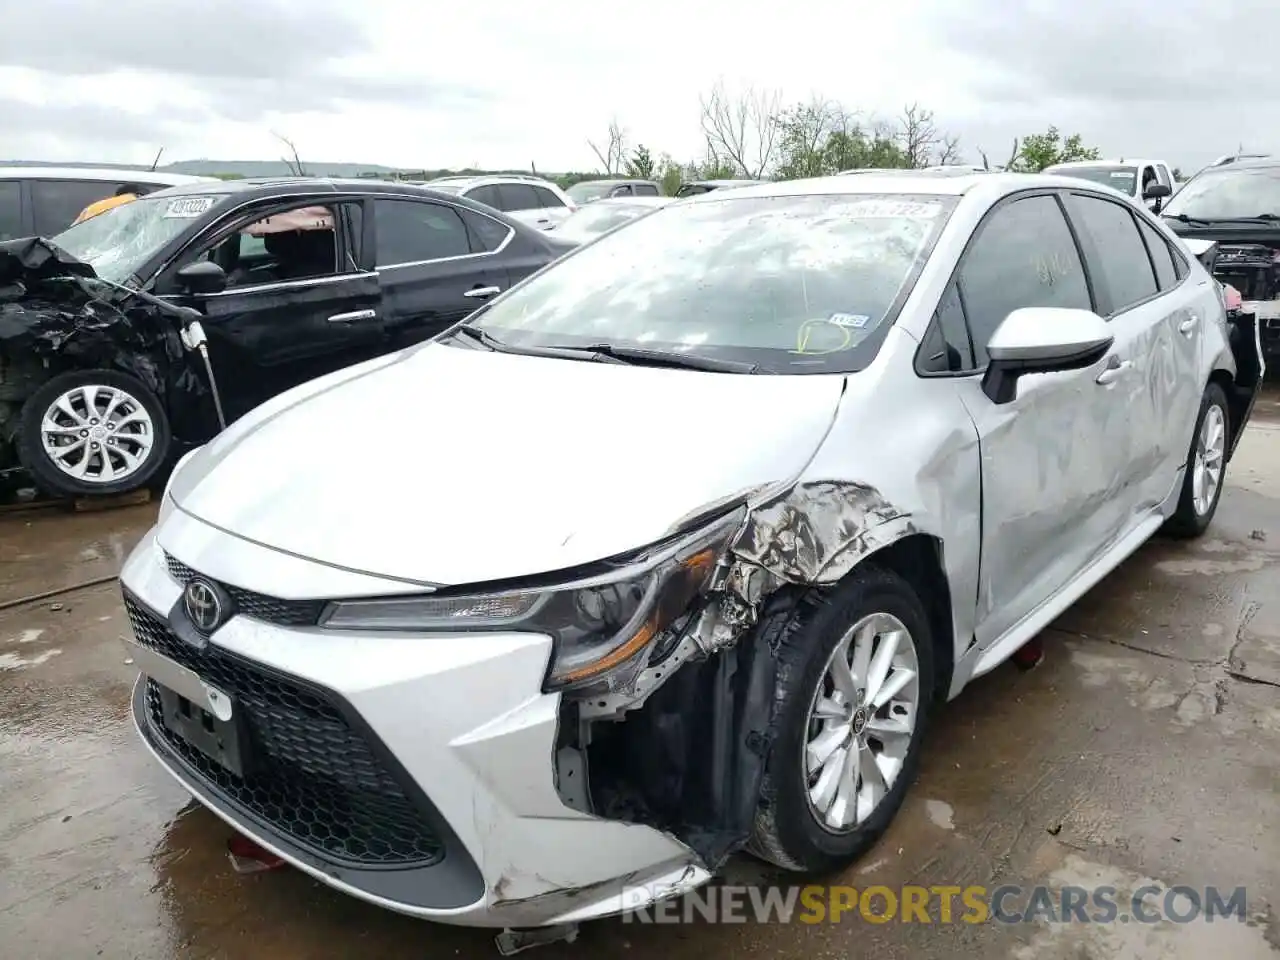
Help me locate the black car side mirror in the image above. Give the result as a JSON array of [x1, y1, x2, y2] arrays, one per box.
[[1143, 183, 1172, 200], [176, 260, 228, 296]]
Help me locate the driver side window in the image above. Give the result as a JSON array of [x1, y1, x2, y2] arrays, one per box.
[[199, 203, 341, 290]]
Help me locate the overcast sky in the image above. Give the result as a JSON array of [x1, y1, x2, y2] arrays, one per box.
[[0, 0, 1269, 174]]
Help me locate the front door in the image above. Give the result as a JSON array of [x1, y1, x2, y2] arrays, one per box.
[[947, 192, 1141, 650], [160, 199, 385, 422], [370, 197, 510, 351]]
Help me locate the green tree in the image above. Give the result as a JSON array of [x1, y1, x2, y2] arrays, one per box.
[[1013, 126, 1100, 172], [626, 144, 656, 179], [656, 153, 683, 196], [771, 99, 913, 180]]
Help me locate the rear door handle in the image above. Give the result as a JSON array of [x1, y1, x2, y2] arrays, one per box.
[[327, 309, 378, 324], [1179, 314, 1199, 335], [1096, 358, 1133, 385], [464, 286, 502, 299]]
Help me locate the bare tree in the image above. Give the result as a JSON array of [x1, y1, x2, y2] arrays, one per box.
[[699, 79, 782, 178], [588, 118, 629, 175], [272, 131, 305, 176], [149, 147, 165, 171], [897, 103, 940, 168], [977, 137, 1021, 172], [936, 135, 962, 166]]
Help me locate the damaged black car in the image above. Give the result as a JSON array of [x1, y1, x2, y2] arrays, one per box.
[[0, 178, 567, 498]]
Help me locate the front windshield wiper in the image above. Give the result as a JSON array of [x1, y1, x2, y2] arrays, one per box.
[[448, 324, 627, 363], [1166, 213, 1280, 225], [1165, 213, 1214, 225], [561, 343, 761, 374]]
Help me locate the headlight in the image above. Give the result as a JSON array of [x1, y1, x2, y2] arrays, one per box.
[[157, 448, 201, 524], [321, 506, 746, 695]]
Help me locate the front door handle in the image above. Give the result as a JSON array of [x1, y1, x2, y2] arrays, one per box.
[[1095, 358, 1133, 385], [327, 309, 378, 324], [464, 285, 502, 299], [1179, 314, 1199, 335]]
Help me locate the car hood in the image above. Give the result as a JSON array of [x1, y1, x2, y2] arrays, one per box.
[[169, 342, 846, 588]]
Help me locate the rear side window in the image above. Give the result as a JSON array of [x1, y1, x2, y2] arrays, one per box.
[[532, 186, 565, 208], [31, 179, 125, 235], [374, 199, 470, 264], [1135, 217, 1179, 291], [459, 208, 512, 252], [467, 184, 503, 210], [634, 183, 660, 197], [611, 185, 634, 197], [958, 194, 1091, 365], [498, 184, 542, 211], [0, 181, 22, 240], [1064, 193, 1158, 313]]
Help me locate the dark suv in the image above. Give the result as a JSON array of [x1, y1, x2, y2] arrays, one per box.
[[0, 178, 570, 498]]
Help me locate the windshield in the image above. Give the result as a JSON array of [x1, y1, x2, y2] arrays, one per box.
[[566, 182, 617, 203], [1046, 165, 1138, 195], [1162, 166, 1280, 220], [467, 193, 955, 374], [51, 193, 224, 283], [556, 203, 654, 239]]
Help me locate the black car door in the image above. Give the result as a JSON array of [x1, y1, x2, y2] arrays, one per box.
[[157, 197, 385, 421], [370, 196, 512, 350]]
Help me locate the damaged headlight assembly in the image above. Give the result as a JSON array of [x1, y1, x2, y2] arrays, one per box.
[[319, 505, 747, 696]]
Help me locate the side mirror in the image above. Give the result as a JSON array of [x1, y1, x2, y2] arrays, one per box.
[[1143, 183, 1172, 200], [176, 260, 228, 296], [983, 307, 1114, 404]]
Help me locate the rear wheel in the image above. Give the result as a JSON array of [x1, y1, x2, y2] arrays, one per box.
[[17, 369, 171, 498], [749, 568, 935, 873], [1164, 382, 1229, 539]]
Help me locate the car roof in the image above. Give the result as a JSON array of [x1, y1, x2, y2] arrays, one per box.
[[570, 178, 658, 186], [0, 166, 216, 184], [577, 196, 671, 207], [1196, 157, 1280, 174], [678, 171, 1117, 204], [1044, 159, 1161, 170], [687, 179, 769, 187], [426, 174, 561, 188]]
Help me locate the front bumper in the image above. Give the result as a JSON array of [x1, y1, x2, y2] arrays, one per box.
[[121, 519, 707, 928]]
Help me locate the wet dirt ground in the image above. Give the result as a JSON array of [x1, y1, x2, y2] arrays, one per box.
[[3, 393, 1280, 959]]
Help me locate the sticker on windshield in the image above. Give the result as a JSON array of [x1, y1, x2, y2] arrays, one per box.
[[1110, 172, 1131, 179], [828, 312, 870, 328], [841, 199, 943, 219], [163, 197, 216, 219]]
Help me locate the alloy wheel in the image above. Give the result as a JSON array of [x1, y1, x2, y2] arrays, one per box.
[[1192, 403, 1226, 517], [803, 612, 920, 832], [40, 384, 156, 485]]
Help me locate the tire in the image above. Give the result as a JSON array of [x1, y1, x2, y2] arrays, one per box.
[[748, 566, 936, 873], [17, 368, 171, 499], [1163, 382, 1230, 539]]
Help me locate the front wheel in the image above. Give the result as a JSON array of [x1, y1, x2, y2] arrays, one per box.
[[1164, 382, 1230, 539], [748, 567, 935, 873], [17, 369, 172, 499]]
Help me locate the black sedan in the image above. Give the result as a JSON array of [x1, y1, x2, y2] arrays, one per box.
[[0, 178, 572, 498]]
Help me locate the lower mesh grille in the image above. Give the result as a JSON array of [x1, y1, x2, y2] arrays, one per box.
[[126, 593, 444, 867]]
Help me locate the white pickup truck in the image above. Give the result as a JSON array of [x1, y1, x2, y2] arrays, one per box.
[[1043, 157, 1177, 212]]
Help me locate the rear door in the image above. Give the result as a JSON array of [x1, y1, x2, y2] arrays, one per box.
[[371, 196, 511, 350], [158, 198, 384, 421]]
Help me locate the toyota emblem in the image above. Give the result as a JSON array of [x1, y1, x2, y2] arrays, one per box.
[[184, 578, 225, 633]]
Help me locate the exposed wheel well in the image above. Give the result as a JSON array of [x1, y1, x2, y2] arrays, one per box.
[[858, 533, 955, 702], [1207, 368, 1246, 456]]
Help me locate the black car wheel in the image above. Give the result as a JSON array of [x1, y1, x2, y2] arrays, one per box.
[[749, 567, 936, 873], [18, 369, 171, 498]]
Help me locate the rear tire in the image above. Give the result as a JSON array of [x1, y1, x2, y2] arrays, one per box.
[[748, 567, 935, 873], [17, 369, 171, 499], [1164, 382, 1229, 539]]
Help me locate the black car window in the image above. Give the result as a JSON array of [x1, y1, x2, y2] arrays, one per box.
[[375, 198, 471, 265], [30, 179, 126, 235], [611, 185, 634, 197], [0, 181, 22, 241], [917, 282, 974, 374], [498, 184, 542, 211], [533, 186, 566, 208], [205, 204, 340, 289], [459, 208, 512, 253], [467, 184, 503, 210], [1135, 217, 1178, 291], [634, 183, 660, 197], [958, 194, 1091, 365], [1064, 193, 1158, 313]]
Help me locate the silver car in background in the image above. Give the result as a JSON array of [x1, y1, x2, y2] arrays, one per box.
[[120, 172, 1262, 933], [549, 196, 671, 245]]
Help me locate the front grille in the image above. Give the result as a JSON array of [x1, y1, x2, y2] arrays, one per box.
[[126, 594, 444, 867], [164, 553, 326, 627]]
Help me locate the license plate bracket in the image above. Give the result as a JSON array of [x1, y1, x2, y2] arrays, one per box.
[[157, 684, 249, 778]]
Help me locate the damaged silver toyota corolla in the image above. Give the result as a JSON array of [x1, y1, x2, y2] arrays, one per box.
[[119, 173, 1263, 941]]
